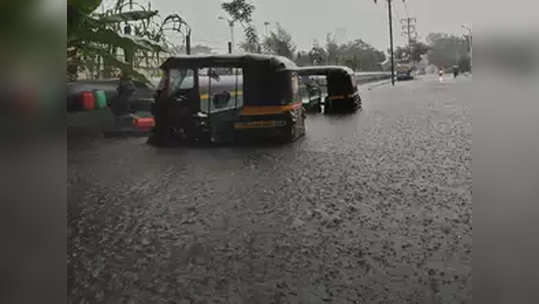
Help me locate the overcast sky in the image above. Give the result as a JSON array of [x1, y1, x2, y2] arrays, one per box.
[[103, 0, 471, 53]]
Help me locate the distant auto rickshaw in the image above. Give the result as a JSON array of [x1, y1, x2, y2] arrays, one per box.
[[149, 54, 305, 145], [296, 66, 361, 113]]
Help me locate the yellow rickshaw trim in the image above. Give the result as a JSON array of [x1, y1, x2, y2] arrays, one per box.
[[200, 91, 243, 100], [240, 101, 302, 116]]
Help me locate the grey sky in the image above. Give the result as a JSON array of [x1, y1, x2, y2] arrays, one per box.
[[104, 0, 471, 53]]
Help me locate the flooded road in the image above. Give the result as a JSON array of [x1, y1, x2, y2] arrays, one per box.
[[68, 75, 472, 303]]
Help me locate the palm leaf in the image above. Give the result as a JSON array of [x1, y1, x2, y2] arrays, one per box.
[[96, 10, 158, 24]]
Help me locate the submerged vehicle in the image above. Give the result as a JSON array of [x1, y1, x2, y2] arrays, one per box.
[[149, 54, 305, 145], [296, 66, 361, 113]]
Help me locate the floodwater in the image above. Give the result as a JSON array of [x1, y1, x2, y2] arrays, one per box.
[[68, 75, 472, 303]]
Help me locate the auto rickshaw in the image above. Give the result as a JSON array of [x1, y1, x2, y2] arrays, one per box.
[[296, 66, 361, 113], [298, 75, 323, 113], [149, 54, 305, 146]]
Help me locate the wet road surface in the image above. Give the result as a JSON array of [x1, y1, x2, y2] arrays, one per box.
[[68, 75, 472, 303]]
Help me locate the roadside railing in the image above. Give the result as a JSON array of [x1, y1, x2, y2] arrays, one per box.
[[354, 72, 391, 84]]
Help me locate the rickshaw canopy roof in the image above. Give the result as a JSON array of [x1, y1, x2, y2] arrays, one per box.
[[296, 65, 355, 76], [161, 54, 297, 71]]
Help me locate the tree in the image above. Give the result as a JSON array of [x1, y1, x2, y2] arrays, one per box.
[[221, 0, 261, 53], [221, 0, 255, 23], [326, 33, 339, 65], [263, 23, 296, 59], [395, 41, 429, 64], [308, 45, 327, 65], [426, 33, 469, 71], [410, 41, 429, 63], [337, 39, 386, 71], [68, 0, 170, 82], [240, 25, 261, 53], [394, 46, 409, 63]]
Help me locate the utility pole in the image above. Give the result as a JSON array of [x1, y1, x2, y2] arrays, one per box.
[[401, 17, 417, 64], [388, 1, 395, 86], [374, 0, 405, 86], [185, 30, 191, 55]]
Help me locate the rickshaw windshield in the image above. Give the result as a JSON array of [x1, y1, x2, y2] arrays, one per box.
[[168, 68, 195, 97]]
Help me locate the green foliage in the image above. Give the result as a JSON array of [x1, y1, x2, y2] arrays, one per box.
[[263, 23, 296, 59], [308, 45, 328, 65], [97, 10, 158, 24], [68, 0, 166, 82], [241, 25, 261, 53], [221, 0, 260, 53], [426, 33, 469, 70], [326, 34, 339, 65], [337, 39, 386, 71], [411, 41, 430, 62], [395, 41, 429, 63], [299, 33, 385, 71], [221, 0, 255, 23]]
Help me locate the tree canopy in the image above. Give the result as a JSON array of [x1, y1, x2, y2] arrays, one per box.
[[263, 23, 296, 59], [221, 0, 260, 53], [395, 41, 430, 64], [426, 33, 470, 71], [68, 0, 174, 82]]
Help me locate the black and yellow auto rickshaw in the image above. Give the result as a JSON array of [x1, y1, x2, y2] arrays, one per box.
[[149, 54, 305, 145], [296, 66, 361, 113]]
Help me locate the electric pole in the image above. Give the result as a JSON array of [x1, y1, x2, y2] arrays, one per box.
[[401, 17, 417, 64], [374, 0, 406, 86], [388, 1, 395, 85]]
